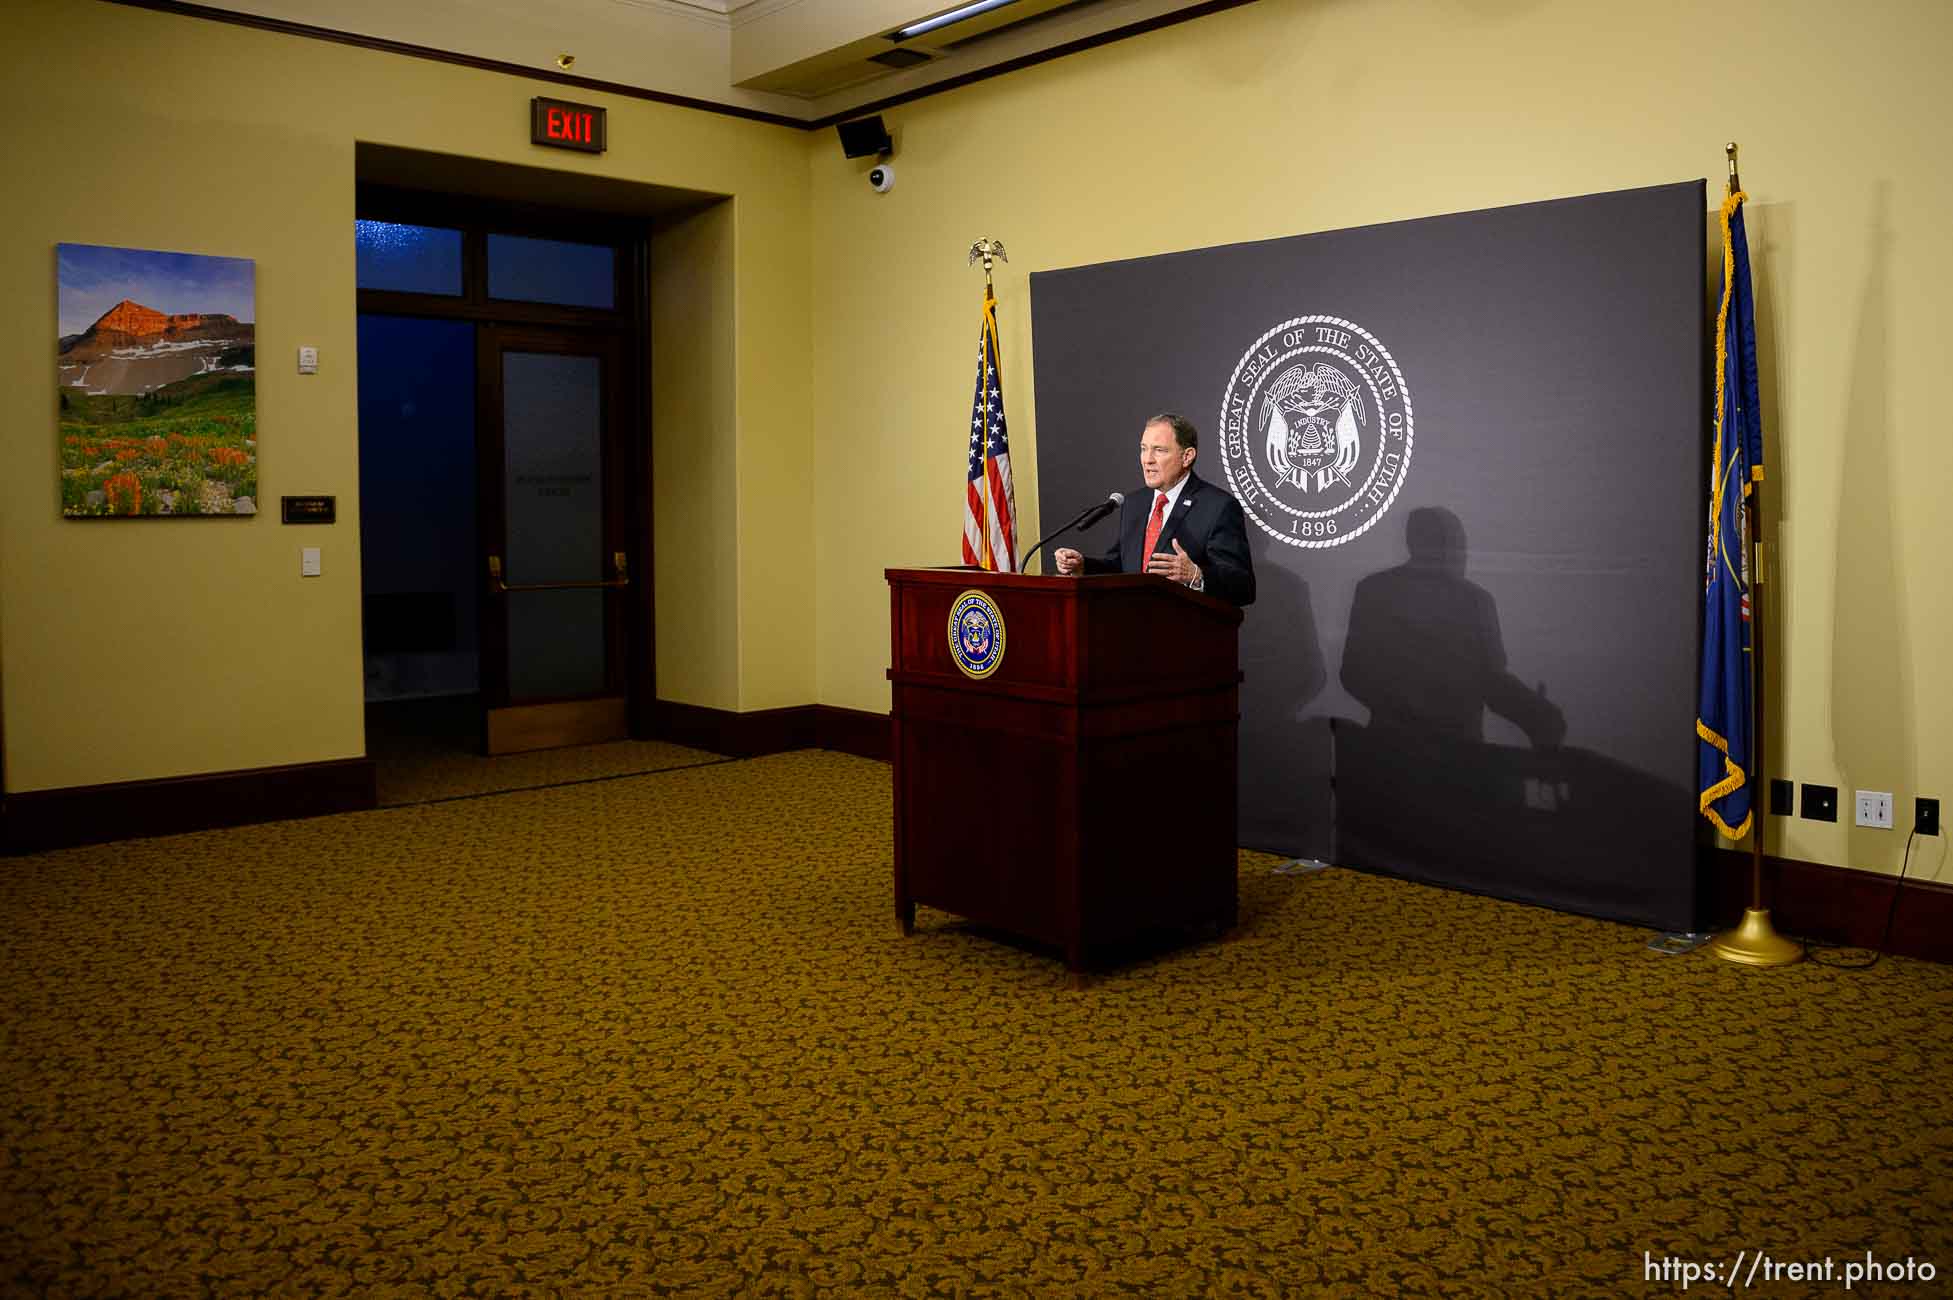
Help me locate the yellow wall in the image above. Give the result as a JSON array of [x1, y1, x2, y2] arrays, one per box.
[[0, 0, 811, 792], [651, 202, 741, 711], [806, 0, 1953, 880]]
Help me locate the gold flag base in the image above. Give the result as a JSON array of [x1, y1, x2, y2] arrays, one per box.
[[1709, 908, 1804, 967]]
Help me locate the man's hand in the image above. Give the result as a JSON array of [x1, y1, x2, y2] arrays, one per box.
[[1146, 539, 1201, 586], [1052, 547, 1084, 576]]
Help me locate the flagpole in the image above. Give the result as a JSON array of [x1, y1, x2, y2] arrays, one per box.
[[1709, 142, 1801, 967]]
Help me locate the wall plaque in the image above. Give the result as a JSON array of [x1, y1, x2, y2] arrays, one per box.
[[281, 495, 335, 524]]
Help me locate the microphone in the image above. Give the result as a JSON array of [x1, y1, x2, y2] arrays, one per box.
[[1022, 492, 1123, 573], [1073, 493, 1123, 529]]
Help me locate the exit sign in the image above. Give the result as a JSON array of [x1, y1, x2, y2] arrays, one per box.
[[531, 97, 606, 154]]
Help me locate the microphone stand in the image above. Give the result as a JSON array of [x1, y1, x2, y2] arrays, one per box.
[[1021, 499, 1119, 574]]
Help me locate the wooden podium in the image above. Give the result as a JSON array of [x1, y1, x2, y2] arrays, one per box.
[[886, 567, 1243, 976]]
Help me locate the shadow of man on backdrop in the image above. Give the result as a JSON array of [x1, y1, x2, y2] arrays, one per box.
[[1341, 507, 1564, 748], [1330, 506, 1690, 922]]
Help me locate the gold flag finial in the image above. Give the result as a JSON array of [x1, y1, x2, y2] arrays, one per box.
[[968, 238, 1008, 288], [1725, 141, 1741, 195]]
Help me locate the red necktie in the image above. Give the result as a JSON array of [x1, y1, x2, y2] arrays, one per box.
[[1141, 492, 1168, 571]]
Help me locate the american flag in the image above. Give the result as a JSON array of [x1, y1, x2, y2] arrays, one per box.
[[962, 287, 1017, 572]]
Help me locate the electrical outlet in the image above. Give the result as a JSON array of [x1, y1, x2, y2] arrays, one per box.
[[1854, 789, 1893, 829], [1769, 779, 1793, 815], [1801, 783, 1838, 823], [1919, 797, 1941, 837]]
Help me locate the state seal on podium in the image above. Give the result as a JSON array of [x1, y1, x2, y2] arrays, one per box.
[[947, 589, 1006, 679]]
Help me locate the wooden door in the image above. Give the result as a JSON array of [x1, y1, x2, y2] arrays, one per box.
[[477, 326, 631, 754]]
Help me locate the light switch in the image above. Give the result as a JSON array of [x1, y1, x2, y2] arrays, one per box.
[[297, 346, 319, 375], [301, 546, 321, 577]]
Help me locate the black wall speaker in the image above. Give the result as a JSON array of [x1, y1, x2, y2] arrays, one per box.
[[836, 115, 893, 158]]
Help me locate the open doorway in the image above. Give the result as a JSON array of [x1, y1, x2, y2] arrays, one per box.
[[347, 193, 628, 761], [358, 313, 478, 760], [351, 148, 726, 799], [355, 183, 643, 777]]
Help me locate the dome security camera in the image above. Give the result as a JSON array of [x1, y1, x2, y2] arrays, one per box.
[[868, 164, 895, 194]]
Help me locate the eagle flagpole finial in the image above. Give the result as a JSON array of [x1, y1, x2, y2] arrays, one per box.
[[968, 238, 1008, 290]]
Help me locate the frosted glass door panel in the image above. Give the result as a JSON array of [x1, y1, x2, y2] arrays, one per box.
[[503, 350, 605, 701]]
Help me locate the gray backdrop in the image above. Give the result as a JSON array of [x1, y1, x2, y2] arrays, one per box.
[[1030, 181, 1707, 932]]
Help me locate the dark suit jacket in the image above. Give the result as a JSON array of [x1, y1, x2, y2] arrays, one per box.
[[1081, 471, 1256, 606]]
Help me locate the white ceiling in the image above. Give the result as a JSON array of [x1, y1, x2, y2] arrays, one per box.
[[189, 0, 1238, 124]]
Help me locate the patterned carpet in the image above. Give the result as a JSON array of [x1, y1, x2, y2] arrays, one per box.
[[3, 750, 1951, 1296]]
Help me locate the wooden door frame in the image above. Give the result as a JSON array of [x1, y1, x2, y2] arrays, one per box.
[[353, 187, 655, 751]]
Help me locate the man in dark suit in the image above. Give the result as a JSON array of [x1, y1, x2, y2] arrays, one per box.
[[1053, 413, 1256, 607]]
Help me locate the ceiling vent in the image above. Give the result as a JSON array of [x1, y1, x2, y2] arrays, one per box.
[[868, 47, 936, 70]]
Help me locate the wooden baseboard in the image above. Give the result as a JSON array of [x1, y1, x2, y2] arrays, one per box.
[[813, 705, 892, 762], [648, 701, 889, 762], [1704, 847, 1953, 963], [2, 757, 377, 856], [648, 701, 817, 757]]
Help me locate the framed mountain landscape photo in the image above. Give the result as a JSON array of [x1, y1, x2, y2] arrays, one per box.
[[57, 243, 257, 518]]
